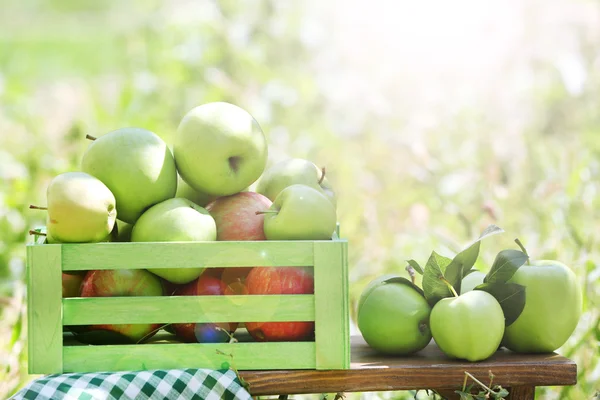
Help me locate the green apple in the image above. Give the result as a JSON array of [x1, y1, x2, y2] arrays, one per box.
[[256, 158, 336, 207], [174, 102, 267, 196], [430, 290, 505, 362], [175, 175, 217, 207], [45, 172, 116, 243], [82, 127, 177, 224], [460, 270, 486, 294], [357, 276, 432, 355], [260, 184, 337, 240], [116, 220, 133, 242], [131, 198, 217, 283], [502, 260, 582, 353]]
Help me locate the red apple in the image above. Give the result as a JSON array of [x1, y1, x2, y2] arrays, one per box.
[[206, 191, 273, 283], [245, 267, 315, 342], [172, 274, 238, 343], [62, 272, 86, 298], [79, 269, 164, 343]]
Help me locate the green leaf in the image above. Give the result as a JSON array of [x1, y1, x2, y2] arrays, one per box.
[[494, 387, 509, 398], [407, 259, 424, 275], [485, 249, 529, 284], [382, 276, 425, 297], [422, 251, 454, 306], [445, 224, 505, 295], [474, 282, 526, 326], [454, 391, 472, 400]]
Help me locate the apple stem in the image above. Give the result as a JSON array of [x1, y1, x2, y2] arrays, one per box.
[[318, 167, 326, 184], [514, 238, 530, 265], [440, 277, 459, 297], [29, 205, 47, 210], [255, 210, 279, 215], [464, 371, 497, 396], [29, 230, 46, 237], [85, 134, 97, 141], [405, 264, 416, 285]]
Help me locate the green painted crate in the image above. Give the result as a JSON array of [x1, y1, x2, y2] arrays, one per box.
[[26, 235, 350, 374]]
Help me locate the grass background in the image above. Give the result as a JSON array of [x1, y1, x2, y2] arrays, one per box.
[[1, 0, 598, 398]]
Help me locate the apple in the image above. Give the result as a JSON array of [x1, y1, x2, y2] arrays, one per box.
[[430, 290, 505, 362], [79, 269, 164, 343], [132, 198, 217, 284], [245, 267, 314, 342], [62, 272, 85, 298], [257, 158, 336, 207], [357, 275, 432, 355], [172, 274, 238, 343], [502, 260, 582, 353], [206, 192, 272, 241], [174, 102, 268, 196], [44, 172, 116, 243], [459, 270, 486, 294], [206, 191, 272, 283], [115, 220, 133, 242], [259, 184, 337, 241], [82, 127, 177, 224], [175, 175, 217, 208]]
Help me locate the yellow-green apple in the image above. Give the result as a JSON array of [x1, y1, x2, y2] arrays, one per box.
[[259, 184, 337, 240], [132, 198, 217, 284], [174, 102, 267, 196], [459, 270, 486, 294], [82, 127, 177, 224], [171, 274, 238, 343], [502, 260, 582, 353], [206, 192, 272, 283], [43, 172, 116, 243], [357, 275, 432, 355], [79, 269, 164, 343], [245, 267, 315, 342], [430, 290, 505, 362], [257, 158, 336, 207]]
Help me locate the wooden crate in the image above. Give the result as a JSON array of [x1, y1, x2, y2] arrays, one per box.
[[26, 235, 349, 374]]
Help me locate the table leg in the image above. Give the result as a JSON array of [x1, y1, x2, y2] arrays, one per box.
[[507, 386, 535, 399]]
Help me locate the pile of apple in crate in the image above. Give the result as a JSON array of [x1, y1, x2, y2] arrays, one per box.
[[30, 102, 338, 346]]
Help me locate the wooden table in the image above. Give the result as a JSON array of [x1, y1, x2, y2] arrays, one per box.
[[239, 336, 577, 399]]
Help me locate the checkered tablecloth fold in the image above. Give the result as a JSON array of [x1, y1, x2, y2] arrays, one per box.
[[10, 368, 252, 400]]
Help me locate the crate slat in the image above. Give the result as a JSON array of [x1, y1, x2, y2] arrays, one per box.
[[60, 241, 315, 271], [27, 244, 63, 374], [63, 342, 316, 372], [313, 241, 350, 369], [63, 295, 315, 325]]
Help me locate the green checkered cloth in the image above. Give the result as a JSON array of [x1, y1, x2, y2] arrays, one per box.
[[10, 369, 252, 400]]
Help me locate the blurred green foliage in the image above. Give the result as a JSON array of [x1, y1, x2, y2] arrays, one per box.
[[1, 0, 598, 399]]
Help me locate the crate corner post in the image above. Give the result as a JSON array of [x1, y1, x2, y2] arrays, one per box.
[[27, 243, 64, 374], [313, 240, 350, 370]]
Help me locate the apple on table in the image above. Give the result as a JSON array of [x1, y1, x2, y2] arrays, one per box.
[[502, 259, 582, 353]]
